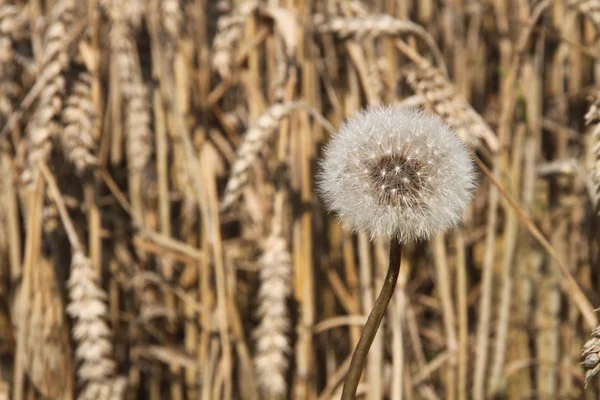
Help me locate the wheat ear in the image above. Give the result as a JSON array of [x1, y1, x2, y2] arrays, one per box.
[[399, 42, 499, 154], [221, 102, 300, 211], [107, 1, 152, 173], [61, 69, 97, 174], [568, 0, 600, 29], [21, 0, 76, 185], [253, 233, 293, 399], [212, 0, 259, 79], [0, 4, 27, 119], [39, 163, 127, 400], [160, 0, 183, 41], [585, 95, 600, 207], [583, 323, 600, 387], [68, 251, 127, 400]]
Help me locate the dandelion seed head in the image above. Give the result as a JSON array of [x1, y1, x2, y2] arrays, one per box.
[[318, 104, 476, 242]]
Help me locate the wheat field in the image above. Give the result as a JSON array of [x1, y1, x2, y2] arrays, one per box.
[[0, 0, 600, 399]]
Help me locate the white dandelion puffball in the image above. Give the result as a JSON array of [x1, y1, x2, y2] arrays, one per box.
[[318, 105, 476, 243]]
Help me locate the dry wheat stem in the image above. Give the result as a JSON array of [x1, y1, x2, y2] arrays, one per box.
[[474, 156, 597, 328]]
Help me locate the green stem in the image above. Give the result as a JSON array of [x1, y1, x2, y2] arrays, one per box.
[[342, 240, 403, 399]]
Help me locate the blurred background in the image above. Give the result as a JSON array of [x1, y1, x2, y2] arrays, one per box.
[[0, 0, 600, 399]]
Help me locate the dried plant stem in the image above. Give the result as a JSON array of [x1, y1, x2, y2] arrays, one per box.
[[390, 290, 404, 400], [432, 234, 457, 400], [487, 124, 524, 395], [0, 150, 20, 281], [342, 241, 402, 400], [38, 162, 81, 250], [13, 178, 44, 400], [473, 163, 500, 400], [455, 229, 468, 400], [474, 156, 597, 328]]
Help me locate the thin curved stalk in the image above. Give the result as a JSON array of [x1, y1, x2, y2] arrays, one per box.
[[342, 240, 402, 400]]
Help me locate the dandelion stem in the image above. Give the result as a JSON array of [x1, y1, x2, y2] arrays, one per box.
[[342, 240, 402, 400]]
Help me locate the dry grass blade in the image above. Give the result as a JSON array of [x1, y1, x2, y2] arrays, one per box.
[[253, 233, 292, 399]]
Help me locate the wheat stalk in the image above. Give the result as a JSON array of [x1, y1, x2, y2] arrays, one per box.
[[253, 233, 292, 399], [221, 102, 300, 211], [61, 69, 97, 174], [15, 252, 74, 399]]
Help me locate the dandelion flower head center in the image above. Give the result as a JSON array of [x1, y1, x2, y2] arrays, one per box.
[[366, 153, 429, 208], [318, 105, 476, 242]]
